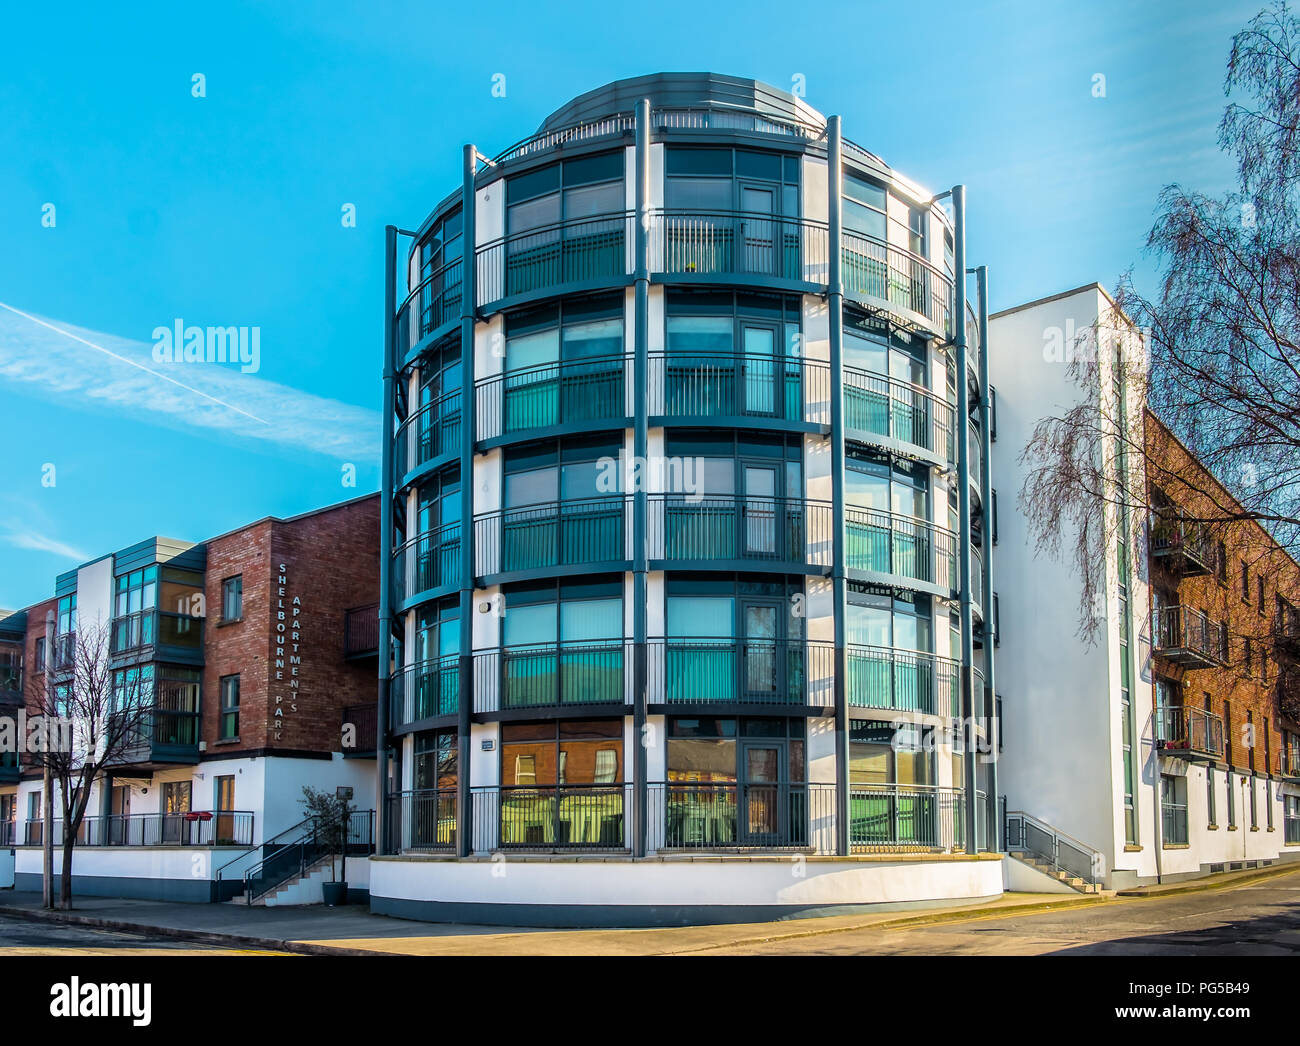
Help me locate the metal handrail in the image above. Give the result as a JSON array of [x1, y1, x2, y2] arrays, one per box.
[[473, 494, 631, 577], [650, 350, 830, 426], [845, 644, 960, 717], [242, 810, 374, 904], [647, 636, 834, 707], [647, 492, 833, 567], [476, 211, 634, 306], [844, 505, 957, 589], [489, 111, 636, 166], [1003, 808, 1103, 885], [391, 520, 463, 603], [842, 364, 955, 462]]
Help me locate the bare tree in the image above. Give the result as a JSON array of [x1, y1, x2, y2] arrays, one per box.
[[25, 621, 154, 909], [1022, 1, 1300, 638]]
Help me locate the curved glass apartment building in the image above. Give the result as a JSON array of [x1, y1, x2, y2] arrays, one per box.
[[376, 74, 998, 924]]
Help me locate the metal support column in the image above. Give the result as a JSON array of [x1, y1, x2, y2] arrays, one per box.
[[632, 99, 650, 857], [974, 264, 997, 850], [457, 144, 477, 858], [952, 185, 978, 853], [827, 115, 850, 857], [377, 224, 397, 856]]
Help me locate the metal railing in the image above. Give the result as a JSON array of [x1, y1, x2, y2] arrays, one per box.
[[843, 367, 954, 463], [1004, 809, 1103, 885], [51, 632, 76, 673], [1156, 705, 1225, 759], [387, 789, 457, 852], [647, 637, 833, 707], [648, 493, 832, 568], [0, 820, 13, 846], [391, 521, 462, 604], [344, 604, 379, 657], [0, 654, 22, 694], [476, 354, 631, 441], [471, 784, 632, 852], [490, 111, 636, 166], [1150, 511, 1216, 575], [26, 811, 255, 848], [390, 654, 460, 725], [1152, 605, 1226, 666], [849, 784, 966, 853], [474, 496, 630, 577], [111, 705, 202, 756], [242, 810, 374, 904], [653, 105, 823, 141], [342, 702, 377, 754], [650, 351, 830, 425], [473, 641, 632, 713], [395, 256, 463, 356], [846, 645, 960, 717], [649, 209, 828, 283], [841, 230, 952, 334], [110, 609, 203, 656], [394, 388, 463, 480], [476, 212, 633, 305], [845, 507, 956, 590], [647, 782, 837, 852]]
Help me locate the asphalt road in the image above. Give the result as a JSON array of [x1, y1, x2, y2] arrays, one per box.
[[697, 870, 1300, 955]]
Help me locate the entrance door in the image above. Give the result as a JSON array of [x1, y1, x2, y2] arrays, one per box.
[[740, 741, 784, 844], [740, 601, 781, 702], [215, 775, 235, 845], [161, 781, 191, 845], [742, 464, 779, 557], [109, 785, 130, 845], [741, 324, 778, 416], [738, 185, 777, 275]]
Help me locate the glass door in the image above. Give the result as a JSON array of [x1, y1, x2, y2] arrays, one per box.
[[161, 781, 191, 844], [738, 185, 776, 275], [741, 324, 778, 416], [740, 602, 781, 703], [742, 464, 779, 557], [740, 741, 783, 844]]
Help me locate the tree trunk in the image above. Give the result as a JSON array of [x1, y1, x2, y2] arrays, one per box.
[[59, 835, 75, 909]]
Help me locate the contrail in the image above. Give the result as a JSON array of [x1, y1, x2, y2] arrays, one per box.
[[0, 301, 270, 424]]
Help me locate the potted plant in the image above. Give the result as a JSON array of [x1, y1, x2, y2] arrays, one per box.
[[300, 786, 355, 906]]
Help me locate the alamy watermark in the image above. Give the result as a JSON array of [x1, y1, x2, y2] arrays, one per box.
[[152, 319, 261, 373]]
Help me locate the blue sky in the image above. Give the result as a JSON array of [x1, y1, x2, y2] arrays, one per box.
[[0, 0, 1256, 608]]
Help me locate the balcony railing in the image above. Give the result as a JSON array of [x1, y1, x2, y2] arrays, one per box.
[[649, 210, 829, 283], [344, 604, 380, 658], [648, 493, 832, 568], [111, 704, 202, 761], [24, 811, 254, 848], [110, 609, 203, 657], [394, 388, 463, 481], [386, 788, 457, 851], [476, 354, 631, 442], [0, 656, 20, 696], [846, 645, 960, 717], [845, 508, 956, 591], [647, 637, 833, 707], [1004, 809, 1103, 884], [392, 522, 462, 605], [653, 105, 822, 141], [1150, 512, 1215, 577], [491, 111, 635, 166], [1156, 705, 1225, 760], [390, 654, 460, 726], [477, 212, 633, 306], [647, 782, 836, 852], [473, 640, 632, 714], [471, 784, 632, 851], [474, 496, 630, 578], [650, 351, 830, 425], [342, 703, 377, 755], [0, 820, 13, 845], [51, 632, 75, 673], [841, 231, 952, 334], [849, 784, 965, 853], [843, 367, 954, 464], [395, 256, 463, 356], [1151, 605, 1226, 668]]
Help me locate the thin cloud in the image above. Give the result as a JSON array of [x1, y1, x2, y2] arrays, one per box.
[[4, 531, 91, 562], [0, 305, 380, 462]]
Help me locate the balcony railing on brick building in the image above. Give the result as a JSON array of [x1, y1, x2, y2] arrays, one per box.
[[342, 702, 377, 756], [344, 604, 380, 658], [1151, 606, 1226, 669], [1155, 705, 1225, 761]]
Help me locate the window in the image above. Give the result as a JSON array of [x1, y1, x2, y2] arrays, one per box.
[[1267, 779, 1274, 830], [1207, 766, 1216, 826], [1248, 710, 1256, 771], [221, 576, 243, 622], [34, 636, 45, 673], [843, 171, 887, 241], [665, 146, 799, 215], [507, 151, 624, 235], [1249, 774, 1258, 829], [667, 716, 806, 785], [161, 780, 191, 814], [413, 729, 458, 792], [1161, 774, 1188, 845], [1227, 769, 1236, 827], [849, 721, 934, 787], [219, 675, 240, 739], [1286, 795, 1300, 843], [1245, 637, 1253, 677], [1216, 542, 1228, 585], [215, 775, 234, 811], [1258, 577, 1266, 614], [501, 718, 624, 787], [1242, 560, 1250, 602]]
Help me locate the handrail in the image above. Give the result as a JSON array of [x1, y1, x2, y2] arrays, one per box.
[[1003, 808, 1103, 885], [214, 815, 313, 881], [489, 111, 636, 166], [242, 810, 375, 904], [844, 505, 957, 589], [647, 492, 833, 568]]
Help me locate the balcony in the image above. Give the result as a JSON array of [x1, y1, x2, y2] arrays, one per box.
[[1151, 606, 1226, 669], [391, 522, 462, 606], [650, 351, 830, 427], [647, 636, 834, 708], [344, 604, 379, 659], [0, 652, 21, 702], [648, 493, 832, 571], [110, 609, 204, 664], [394, 388, 463, 483], [390, 655, 460, 727], [1151, 512, 1215, 577], [0, 749, 18, 784], [846, 645, 960, 718], [473, 496, 630, 579], [845, 508, 956, 593], [849, 784, 966, 853], [649, 210, 828, 286], [471, 784, 633, 851], [111, 700, 202, 766], [476, 212, 633, 308], [473, 641, 632, 714], [475, 354, 631, 444], [843, 368, 954, 466], [647, 782, 836, 852], [1274, 605, 1300, 662], [1155, 704, 1225, 761], [395, 256, 463, 358], [341, 702, 377, 757], [22, 811, 254, 848], [841, 232, 952, 337], [386, 788, 457, 851], [50, 632, 76, 675]]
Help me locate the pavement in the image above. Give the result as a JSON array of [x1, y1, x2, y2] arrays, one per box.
[[2, 863, 1299, 955]]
